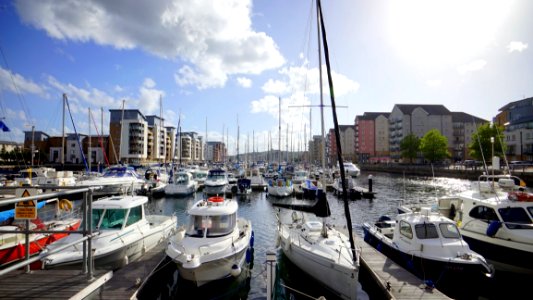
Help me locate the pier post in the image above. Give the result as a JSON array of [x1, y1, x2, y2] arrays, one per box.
[[266, 250, 277, 300], [368, 174, 373, 192]]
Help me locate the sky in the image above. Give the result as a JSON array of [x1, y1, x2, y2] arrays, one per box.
[[0, 0, 532, 155]]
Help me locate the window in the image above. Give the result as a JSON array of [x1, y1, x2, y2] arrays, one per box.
[[415, 223, 439, 239], [126, 206, 143, 227], [94, 208, 127, 230], [498, 207, 533, 229], [399, 220, 413, 239], [206, 213, 236, 237], [439, 223, 461, 239], [469, 206, 499, 223], [186, 215, 205, 237]]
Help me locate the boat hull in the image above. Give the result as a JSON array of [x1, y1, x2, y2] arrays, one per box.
[[204, 184, 227, 196], [278, 223, 358, 300], [164, 184, 197, 196]]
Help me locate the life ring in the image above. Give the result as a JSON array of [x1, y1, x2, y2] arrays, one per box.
[[59, 199, 73, 211], [208, 196, 224, 203], [508, 191, 533, 202]]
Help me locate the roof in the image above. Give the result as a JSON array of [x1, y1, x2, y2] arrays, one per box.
[[451, 112, 488, 124], [362, 112, 390, 120], [498, 96, 533, 112], [338, 125, 355, 131], [93, 195, 148, 209], [394, 104, 451, 115]]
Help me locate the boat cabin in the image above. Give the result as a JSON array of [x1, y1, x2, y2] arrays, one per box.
[[185, 197, 238, 238], [91, 195, 147, 230]]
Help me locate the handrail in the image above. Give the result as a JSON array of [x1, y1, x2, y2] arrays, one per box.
[[0, 186, 102, 207]]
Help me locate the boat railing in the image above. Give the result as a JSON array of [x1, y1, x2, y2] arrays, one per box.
[[0, 186, 102, 279]]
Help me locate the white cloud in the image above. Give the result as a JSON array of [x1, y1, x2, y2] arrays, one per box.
[[457, 59, 487, 75], [0, 67, 48, 97], [143, 78, 156, 89], [236, 77, 252, 88], [47, 75, 116, 107], [136, 78, 165, 116], [114, 85, 123, 92], [507, 41, 528, 53], [15, 0, 285, 90], [426, 79, 442, 87]]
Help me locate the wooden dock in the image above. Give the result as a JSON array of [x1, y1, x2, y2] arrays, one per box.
[[354, 235, 451, 300], [0, 242, 167, 300]]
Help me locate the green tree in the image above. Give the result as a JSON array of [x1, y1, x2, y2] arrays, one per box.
[[468, 123, 505, 161], [420, 129, 450, 163], [400, 133, 420, 163]]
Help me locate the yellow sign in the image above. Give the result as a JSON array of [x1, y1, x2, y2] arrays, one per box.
[[15, 189, 37, 220]]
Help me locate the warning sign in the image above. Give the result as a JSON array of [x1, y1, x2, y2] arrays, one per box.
[[15, 189, 38, 220]]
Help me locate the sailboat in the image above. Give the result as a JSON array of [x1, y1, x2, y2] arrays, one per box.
[[267, 98, 294, 198], [275, 1, 360, 299]]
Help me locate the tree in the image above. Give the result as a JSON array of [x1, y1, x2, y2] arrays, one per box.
[[420, 129, 450, 163], [400, 133, 420, 163], [468, 123, 505, 162]]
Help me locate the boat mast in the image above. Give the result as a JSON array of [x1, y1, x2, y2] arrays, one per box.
[[278, 97, 281, 167], [61, 93, 66, 168], [317, 0, 357, 264], [317, 3, 326, 175], [88, 107, 91, 172], [237, 114, 240, 163], [119, 99, 125, 164]]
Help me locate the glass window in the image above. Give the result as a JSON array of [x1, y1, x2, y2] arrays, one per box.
[[186, 215, 205, 237], [415, 223, 439, 239], [399, 220, 413, 239], [498, 207, 533, 229], [96, 208, 127, 230], [527, 206, 533, 219], [207, 214, 236, 237], [469, 206, 499, 223], [126, 206, 142, 227], [439, 223, 461, 239]]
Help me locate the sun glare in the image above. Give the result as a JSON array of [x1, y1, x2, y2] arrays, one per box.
[[387, 0, 513, 68]]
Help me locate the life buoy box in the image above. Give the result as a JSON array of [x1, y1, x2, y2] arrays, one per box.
[[508, 191, 533, 202], [208, 196, 224, 203]]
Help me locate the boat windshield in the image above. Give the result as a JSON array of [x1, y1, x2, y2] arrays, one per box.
[[207, 173, 226, 181], [186, 213, 236, 238], [92, 208, 127, 230], [176, 174, 190, 184], [498, 207, 533, 229], [414, 223, 439, 239], [439, 223, 461, 239]]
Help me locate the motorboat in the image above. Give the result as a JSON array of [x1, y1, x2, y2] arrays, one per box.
[[437, 174, 533, 274], [140, 166, 169, 198], [203, 169, 228, 196], [363, 207, 494, 298], [165, 196, 254, 286], [267, 177, 293, 198], [291, 170, 309, 196], [41, 195, 177, 269], [193, 169, 208, 187], [165, 171, 198, 197], [236, 178, 252, 196], [301, 179, 324, 200], [14, 167, 77, 187], [75, 165, 145, 196], [275, 195, 359, 300], [0, 194, 80, 267], [342, 162, 360, 178]]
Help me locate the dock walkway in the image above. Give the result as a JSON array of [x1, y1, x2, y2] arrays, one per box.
[[354, 235, 451, 300]]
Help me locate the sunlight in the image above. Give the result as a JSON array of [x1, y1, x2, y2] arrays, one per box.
[[387, 0, 514, 67]]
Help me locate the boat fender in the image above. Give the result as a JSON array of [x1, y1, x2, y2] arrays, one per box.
[[486, 220, 501, 237], [59, 199, 73, 211], [250, 230, 255, 248], [230, 264, 241, 277], [449, 204, 456, 220], [246, 248, 252, 263]]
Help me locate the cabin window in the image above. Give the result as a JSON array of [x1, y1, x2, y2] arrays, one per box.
[[498, 207, 533, 229], [399, 220, 413, 239], [469, 206, 499, 223], [93, 208, 127, 230], [186, 215, 205, 237], [207, 213, 236, 237], [439, 223, 461, 239], [415, 223, 439, 239], [126, 205, 143, 227], [527, 207, 533, 219]]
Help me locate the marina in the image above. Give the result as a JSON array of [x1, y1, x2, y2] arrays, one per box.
[[0, 171, 532, 299]]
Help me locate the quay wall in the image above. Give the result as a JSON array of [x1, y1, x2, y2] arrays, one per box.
[[359, 163, 533, 186]]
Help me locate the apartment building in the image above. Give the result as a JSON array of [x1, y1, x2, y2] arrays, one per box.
[[327, 125, 356, 165], [496, 97, 533, 161], [355, 112, 390, 163], [451, 112, 488, 161], [206, 141, 226, 163]]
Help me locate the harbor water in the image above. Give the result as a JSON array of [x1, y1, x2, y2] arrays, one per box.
[[136, 172, 530, 300]]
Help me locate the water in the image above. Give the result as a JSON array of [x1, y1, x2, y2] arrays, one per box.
[[136, 172, 529, 300]]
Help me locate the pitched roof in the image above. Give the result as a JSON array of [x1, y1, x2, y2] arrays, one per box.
[[356, 112, 390, 121], [451, 112, 488, 124], [395, 104, 451, 115]]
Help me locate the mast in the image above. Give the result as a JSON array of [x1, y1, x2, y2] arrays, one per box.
[[237, 114, 240, 163], [88, 107, 91, 172], [317, 0, 357, 264], [160, 95, 165, 165], [61, 94, 66, 167], [278, 97, 281, 165], [119, 99, 125, 164], [317, 2, 326, 174]]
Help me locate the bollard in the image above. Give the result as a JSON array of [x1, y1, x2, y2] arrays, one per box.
[[368, 174, 373, 192]]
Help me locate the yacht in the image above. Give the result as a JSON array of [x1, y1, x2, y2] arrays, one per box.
[[203, 169, 228, 196], [165, 196, 254, 286], [437, 174, 533, 274], [165, 171, 198, 196], [41, 195, 177, 269], [75, 165, 145, 196], [363, 208, 493, 298], [267, 177, 293, 198], [140, 166, 169, 198], [342, 162, 360, 178]]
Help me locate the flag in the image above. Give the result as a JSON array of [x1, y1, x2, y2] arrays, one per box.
[[0, 121, 9, 132]]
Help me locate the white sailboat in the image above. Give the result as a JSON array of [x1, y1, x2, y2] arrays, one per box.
[[276, 1, 360, 299]]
